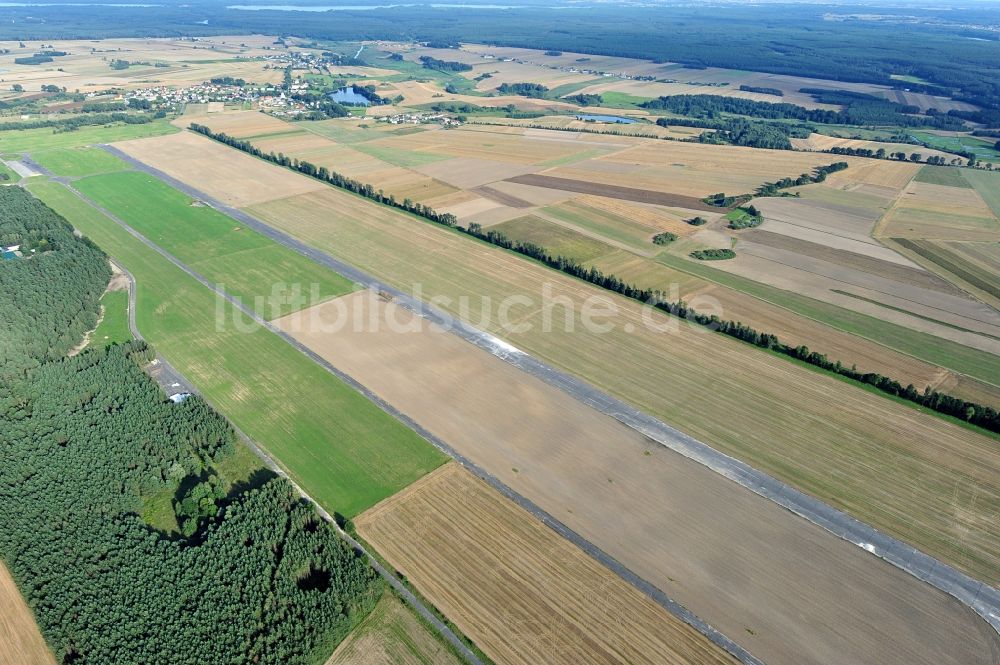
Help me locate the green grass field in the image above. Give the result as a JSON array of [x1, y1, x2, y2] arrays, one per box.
[[88, 289, 132, 348], [0, 160, 20, 183], [910, 132, 1000, 161], [30, 180, 444, 518], [962, 168, 1000, 218], [493, 215, 616, 263], [30, 146, 130, 177], [912, 165, 972, 188], [599, 91, 655, 107], [0, 119, 177, 153], [73, 171, 355, 319]]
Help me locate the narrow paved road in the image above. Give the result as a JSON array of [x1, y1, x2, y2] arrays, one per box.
[[98, 143, 1000, 637]]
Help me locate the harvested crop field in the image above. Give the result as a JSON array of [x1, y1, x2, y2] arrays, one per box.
[[493, 215, 617, 262], [113, 132, 326, 207], [506, 173, 719, 211], [0, 562, 55, 665], [357, 464, 735, 665], [325, 593, 462, 665], [595, 250, 992, 394], [878, 178, 1000, 244], [282, 292, 1000, 665], [743, 228, 958, 292], [178, 109, 294, 138], [247, 182, 1000, 585], [894, 238, 1000, 302]]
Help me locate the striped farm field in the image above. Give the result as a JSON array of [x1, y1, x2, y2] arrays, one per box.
[[357, 464, 735, 665]]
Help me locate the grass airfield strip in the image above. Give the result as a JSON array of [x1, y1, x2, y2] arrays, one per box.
[[285, 292, 998, 665], [114, 130, 1000, 585], [29, 180, 444, 518], [71, 170, 354, 319]]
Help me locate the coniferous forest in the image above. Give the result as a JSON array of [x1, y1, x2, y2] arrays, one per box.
[[0, 187, 380, 664]]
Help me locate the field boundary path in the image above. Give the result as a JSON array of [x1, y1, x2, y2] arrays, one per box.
[[99, 144, 1000, 638], [104, 257, 488, 665]]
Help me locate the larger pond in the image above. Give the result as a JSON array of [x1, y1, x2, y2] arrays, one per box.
[[329, 87, 371, 105], [575, 113, 637, 124]]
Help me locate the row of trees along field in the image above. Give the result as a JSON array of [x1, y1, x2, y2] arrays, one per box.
[[644, 93, 967, 130], [191, 125, 1000, 433], [0, 186, 381, 663]]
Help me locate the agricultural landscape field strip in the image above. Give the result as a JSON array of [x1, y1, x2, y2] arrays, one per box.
[[109, 130, 997, 579], [113, 131, 327, 206], [27, 146, 129, 177], [112, 130, 1000, 583], [243, 189, 1000, 583], [0, 119, 177, 153], [0, 562, 55, 665], [29, 179, 445, 518], [357, 463, 737, 665], [70, 170, 355, 319], [285, 292, 1000, 665], [506, 173, 719, 210]]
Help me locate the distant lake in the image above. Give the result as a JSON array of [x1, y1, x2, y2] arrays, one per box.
[[0, 2, 159, 5], [575, 114, 637, 124], [329, 86, 370, 105]]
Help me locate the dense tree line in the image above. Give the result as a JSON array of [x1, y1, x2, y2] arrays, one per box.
[[690, 248, 736, 260], [0, 187, 109, 389], [81, 101, 128, 112], [14, 55, 53, 65], [739, 85, 783, 96], [689, 118, 799, 150], [497, 82, 549, 98], [0, 112, 155, 132], [0, 189, 382, 663], [196, 124, 1000, 433], [643, 93, 966, 130], [704, 162, 848, 209], [565, 93, 603, 106], [824, 145, 963, 165], [754, 161, 849, 196], [210, 76, 247, 86], [418, 55, 472, 72]]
